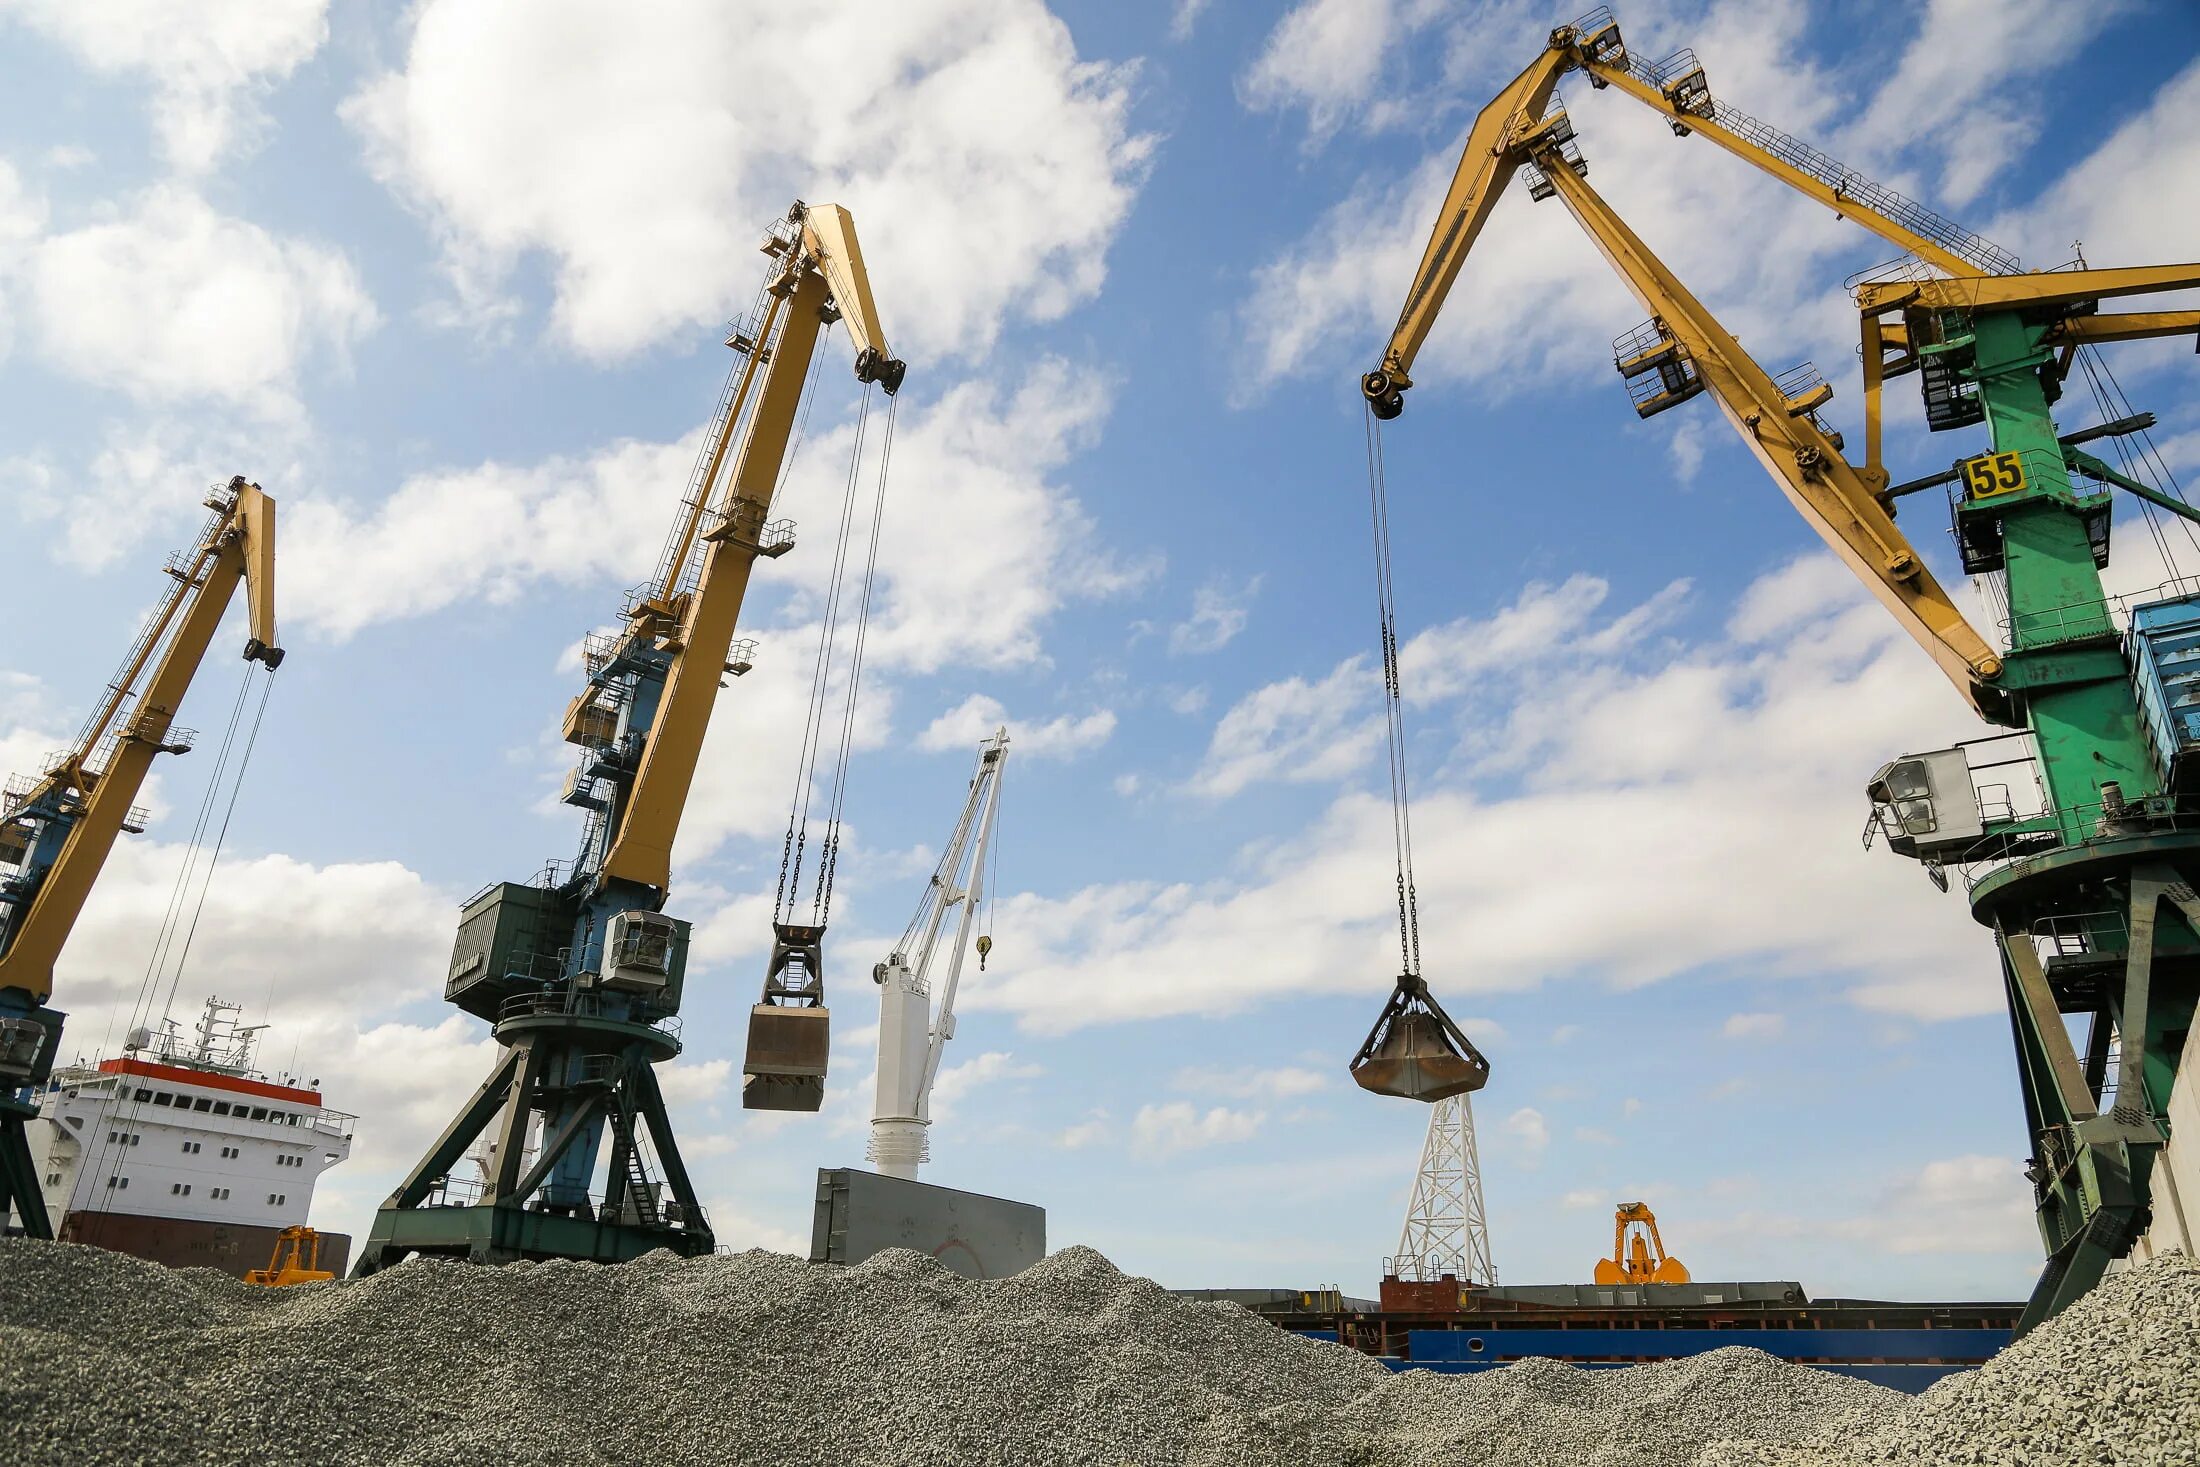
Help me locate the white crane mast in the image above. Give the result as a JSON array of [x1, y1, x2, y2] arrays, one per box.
[[869, 728, 1007, 1180]]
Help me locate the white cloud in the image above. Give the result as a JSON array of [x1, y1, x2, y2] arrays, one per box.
[[1187, 658, 1381, 799], [1171, 1065, 1330, 1102], [24, 186, 377, 417], [928, 1049, 1041, 1126], [1238, 0, 1540, 143], [1560, 1188, 1604, 1210], [1622, 1096, 1643, 1118], [963, 553, 1995, 1035], [1503, 1106, 1549, 1155], [1131, 1101, 1264, 1158], [1056, 1109, 1112, 1150], [9, 415, 314, 573], [1188, 574, 1686, 800], [656, 1057, 734, 1107], [1240, 0, 1401, 140], [1573, 1127, 1617, 1147], [1692, 1154, 2037, 1266], [0, 0, 328, 172], [1998, 56, 2200, 269], [1721, 1012, 1786, 1040], [1169, 0, 1211, 42], [1854, 0, 2130, 207], [1170, 575, 1260, 655], [346, 0, 1153, 361], [285, 433, 688, 638], [285, 358, 1136, 657], [1550, 1025, 1581, 1045], [919, 694, 1116, 762]]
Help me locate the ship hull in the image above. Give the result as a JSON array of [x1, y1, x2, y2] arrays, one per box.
[[58, 1209, 352, 1279]]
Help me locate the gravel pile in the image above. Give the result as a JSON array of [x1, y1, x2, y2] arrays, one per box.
[[1699, 1249, 2200, 1467], [0, 1237, 2174, 1466]]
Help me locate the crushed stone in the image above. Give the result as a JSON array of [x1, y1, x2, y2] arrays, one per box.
[[0, 1238, 2181, 1466], [1698, 1249, 2200, 1467]]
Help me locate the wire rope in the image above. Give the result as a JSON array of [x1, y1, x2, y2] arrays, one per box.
[[773, 386, 874, 921], [809, 392, 897, 925], [1363, 407, 1423, 979]]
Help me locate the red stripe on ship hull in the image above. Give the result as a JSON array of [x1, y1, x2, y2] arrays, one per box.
[[98, 1057, 322, 1106], [60, 1211, 352, 1279]]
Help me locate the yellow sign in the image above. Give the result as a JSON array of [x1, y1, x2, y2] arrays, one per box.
[[1961, 451, 2028, 499]]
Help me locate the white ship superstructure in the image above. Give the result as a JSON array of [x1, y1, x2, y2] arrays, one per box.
[[24, 996, 354, 1272]]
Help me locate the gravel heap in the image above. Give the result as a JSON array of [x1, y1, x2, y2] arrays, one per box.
[[1699, 1250, 2200, 1467], [0, 1238, 2173, 1467]]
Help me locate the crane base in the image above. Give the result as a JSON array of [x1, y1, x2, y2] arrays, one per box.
[[353, 1201, 711, 1273]]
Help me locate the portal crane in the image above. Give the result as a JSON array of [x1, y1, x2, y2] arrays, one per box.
[[1364, 7, 2200, 1331], [869, 728, 1007, 1181], [0, 478, 281, 1238], [355, 201, 904, 1272], [1594, 1201, 1689, 1286]]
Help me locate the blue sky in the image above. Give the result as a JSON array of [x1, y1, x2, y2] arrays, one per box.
[[4, 0, 2198, 1301]]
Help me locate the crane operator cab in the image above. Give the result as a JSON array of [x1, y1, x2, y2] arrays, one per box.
[[1349, 973, 1490, 1102], [744, 922, 830, 1112]]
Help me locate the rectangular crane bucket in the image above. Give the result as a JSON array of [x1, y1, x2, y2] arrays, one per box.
[[743, 1005, 829, 1112]]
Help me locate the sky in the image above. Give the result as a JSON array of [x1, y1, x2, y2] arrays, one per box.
[[3, 0, 2198, 1302]]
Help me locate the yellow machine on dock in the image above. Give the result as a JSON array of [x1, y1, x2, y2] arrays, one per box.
[[246, 1227, 334, 1287], [1595, 1203, 1690, 1286]]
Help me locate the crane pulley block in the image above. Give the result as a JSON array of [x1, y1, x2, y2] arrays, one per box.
[[1350, 973, 1490, 1103]]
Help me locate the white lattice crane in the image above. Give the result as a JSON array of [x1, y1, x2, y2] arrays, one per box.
[[869, 728, 1007, 1180], [1393, 1092, 1496, 1285]]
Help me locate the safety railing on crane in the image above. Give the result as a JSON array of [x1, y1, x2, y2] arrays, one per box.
[[1946, 791, 2200, 895], [1597, 32, 2022, 277], [1612, 317, 1704, 418], [1984, 566, 2200, 652], [646, 242, 796, 604]]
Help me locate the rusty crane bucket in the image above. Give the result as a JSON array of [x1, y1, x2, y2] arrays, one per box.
[[744, 922, 831, 1112], [1349, 973, 1490, 1102]]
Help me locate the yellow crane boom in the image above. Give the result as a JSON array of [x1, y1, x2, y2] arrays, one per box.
[[1359, 9, 2014, 720], [1, 475, 280, 1241], [600, 201, 902, 894], [0, 478, 281, 1003]]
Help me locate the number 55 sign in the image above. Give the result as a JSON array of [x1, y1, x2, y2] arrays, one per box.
[[1960, 450, 2029, 499]]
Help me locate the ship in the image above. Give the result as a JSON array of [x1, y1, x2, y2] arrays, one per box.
[[20, 995, 356, 1276]]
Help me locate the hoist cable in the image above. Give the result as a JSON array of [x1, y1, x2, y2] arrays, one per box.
[[775, 385, 875, 920], [80, 655, 275, 1252], [2072, 347, 2179, 576], [981, 746, 1003, 951], [1364, 406, 1422, 978], [173, 666, 276, 1024], [811, 392, 897, 925], [2084, 344, 2199, 569], [132, 663, 254, 1042]]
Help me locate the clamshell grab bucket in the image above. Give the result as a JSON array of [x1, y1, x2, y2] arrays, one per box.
[[1349, 974, 1490, 1102]]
